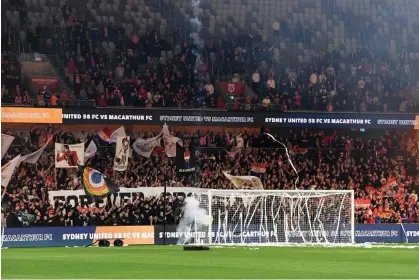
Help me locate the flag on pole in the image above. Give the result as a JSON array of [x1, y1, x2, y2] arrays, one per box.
[[289, 145, 308, 156], [110, 126, 126, 143], [162, 123, 181, 157], [133, 134, 162, 158], [19, 136, 53, 164], [97, 128, 112, 143], [1, 134, 15, 159], [175, 142, 196, 176], [250, 163, 267, 176], [84, 140, 98, 163], [1, 154, 21, 187], [79, 166, 120, 198], [223, 171, 264, 189]]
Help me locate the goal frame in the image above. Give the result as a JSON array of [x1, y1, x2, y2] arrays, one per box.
[[206, 189, 355, 245]]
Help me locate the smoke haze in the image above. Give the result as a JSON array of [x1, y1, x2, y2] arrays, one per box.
[[177, 196, 210, 244]]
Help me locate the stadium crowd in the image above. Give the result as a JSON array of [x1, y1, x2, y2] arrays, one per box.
[[2, 127, 418, 227], [2, 0, 419, 228], [2, 0, 419, 112]]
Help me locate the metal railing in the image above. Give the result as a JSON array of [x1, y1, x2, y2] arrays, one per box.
[[1, 99, 96, 108], [8, 144, 410, 164], [3, 99, 419, 114], [224, 102, 419, 114]]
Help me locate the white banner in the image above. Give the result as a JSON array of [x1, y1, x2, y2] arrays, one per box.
[[49, 187, 209, 207], [114, 136, 130, 172], [55, 143, 85, 168], [1, 154, 21, 187], [162, 124, 181, 157], [1, 134, 15, 159], [223, 171, 264, 189], [19, 136, 53, 164], [133, 134, 161, 158], [110, 126, 126, 143]]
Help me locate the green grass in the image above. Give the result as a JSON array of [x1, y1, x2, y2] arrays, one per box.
[[2, 246, 419, 279]]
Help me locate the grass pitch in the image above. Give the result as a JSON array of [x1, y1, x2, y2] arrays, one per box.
[[2, 245, 419, 279]]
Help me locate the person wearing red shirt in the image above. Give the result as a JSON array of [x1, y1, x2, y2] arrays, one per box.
[[367, 215, 376, 224], [14, 94, 22, 105], [97, 93, 107, 107], [232, 98, 240, 110], [22, 90, 31, 105], [56, 145, 79, 166], [293, 92, 301, 109], [14, 85, 21, 98], [216, 96, 225, 109]]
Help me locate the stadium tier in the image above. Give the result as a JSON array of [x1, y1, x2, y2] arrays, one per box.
[[2, 0, 419, 112], [2, 127, 418, 229]]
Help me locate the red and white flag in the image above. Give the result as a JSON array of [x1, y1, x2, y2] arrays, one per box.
[[84, 140, 98, 163], [97, 128, 112, 143]]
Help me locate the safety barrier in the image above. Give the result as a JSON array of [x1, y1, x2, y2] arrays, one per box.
[[2, 224, 419, 248]]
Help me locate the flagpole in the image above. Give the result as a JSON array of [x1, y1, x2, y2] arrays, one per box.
[[163, 181, 167, 246], [1, 186, 8, 200], [54, 168, 57, 189]]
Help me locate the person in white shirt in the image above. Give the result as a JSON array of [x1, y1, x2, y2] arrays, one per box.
[[266, 75, 276, 93], [205, 82, 214, 95], [252, 70, 260, 93], [309, 72, 318, 85], [272, 19, 280, 37]]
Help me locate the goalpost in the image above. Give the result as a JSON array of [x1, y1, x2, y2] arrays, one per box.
[[187, 190, 355, 246]]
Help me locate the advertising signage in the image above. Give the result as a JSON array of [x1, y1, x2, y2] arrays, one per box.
[[1, 107, 63, 124], [2, 107, 419, 129], [3, 224, 417, 248], [61, 108, 419, 129], [2, 226, 155, 248]]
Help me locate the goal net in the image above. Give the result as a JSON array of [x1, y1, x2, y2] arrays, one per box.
[[182, 190, 354, 246]]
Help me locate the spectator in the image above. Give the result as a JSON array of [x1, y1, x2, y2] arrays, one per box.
[[262, 95, 271, 110], [22, 90, 31, 105], [50, 92, 58, 106], [266, 75, 276, 93], [98, 93, 107, 107], [37, 90, 45, 106], [204, 82, 214, 96], [252, 70, 261, 94], [42, 85, 51, 100], [14, 94, 22, 105]]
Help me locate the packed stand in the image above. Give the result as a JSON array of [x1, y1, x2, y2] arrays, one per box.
[[58, 25, 215, 108], [2, 127, 418, 227], [4, 0, 419, 112], [1, 54, 30, 105], [218, 37, 419, 113], [2, 0, 218, 109]]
